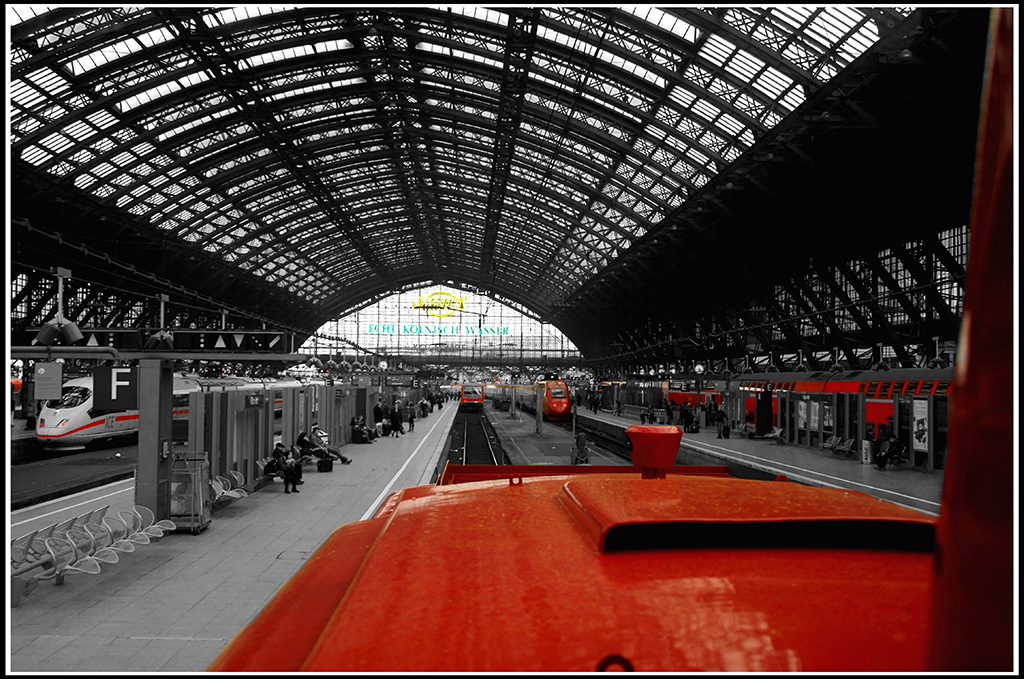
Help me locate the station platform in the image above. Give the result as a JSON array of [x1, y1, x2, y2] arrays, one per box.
[[8, 402, 459, 673]]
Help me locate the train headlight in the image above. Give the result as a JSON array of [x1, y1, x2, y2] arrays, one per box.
[[57, 419, 69, 427]]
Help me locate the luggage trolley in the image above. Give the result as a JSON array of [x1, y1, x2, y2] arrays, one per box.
[[170, 451, 213, 534]]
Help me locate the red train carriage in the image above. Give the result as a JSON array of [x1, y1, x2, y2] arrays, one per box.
[[534, 379, 572, 422], [459, 383, 485, 411]]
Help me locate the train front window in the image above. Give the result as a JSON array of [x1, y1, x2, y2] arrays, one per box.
[[550, 389, 566, 398], [46, 386, 91, 409], [463, 386, 483, 399]]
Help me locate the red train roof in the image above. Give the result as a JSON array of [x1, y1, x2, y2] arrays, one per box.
[[211, 470, 936, 672]]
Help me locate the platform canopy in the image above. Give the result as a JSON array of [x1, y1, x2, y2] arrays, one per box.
[[9, 7, 988, 368]]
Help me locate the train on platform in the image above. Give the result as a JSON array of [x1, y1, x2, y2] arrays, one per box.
[[516, 378, 573, 422], [34, 373, 299, 448], [483, 377, 573, 422], [458, 383, 485, 412]]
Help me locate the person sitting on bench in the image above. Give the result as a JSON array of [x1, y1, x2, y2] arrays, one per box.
[[875, 434, 907, 471], [307, 427, 354, 463], [349, 417, 373, 444], [267, 442, 303, 486]]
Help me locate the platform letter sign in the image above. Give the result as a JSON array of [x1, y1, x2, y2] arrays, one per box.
[[34, 362, 64, 400], [93, 367, 138, 410]]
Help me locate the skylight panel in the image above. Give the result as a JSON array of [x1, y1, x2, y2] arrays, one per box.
[[576, 89, 641, 123], [536, 23, 597, 57], [210, 6, 291, 27], [781, 87, 805, 111], [84, 109, 119, 131], [311, 37, 353, 55], [668, 85, 697, 108], [716, 113, 744, 136], [10, 5, 54, 23], [725, 48, 767, 82], [753, 66, 794, 100], [241, 42, 316, 69], [625, 7, 700, 44], [692, 98, 722, 122], [417, 42, 503, 71], [11, 81, 46, 110], [594, 48, 665, 88], [116, 79, 182, 112], [808, 11, 848, 44], [699, 33, 735, 67], [686, 147, 711, 166], [25, 68, 71, 99], [448, 6, 508, 27]]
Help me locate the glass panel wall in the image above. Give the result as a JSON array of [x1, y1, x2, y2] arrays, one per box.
[[298, 284, 582, 371]]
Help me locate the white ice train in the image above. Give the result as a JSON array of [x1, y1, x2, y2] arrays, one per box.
[[34, 373, 301, 448]]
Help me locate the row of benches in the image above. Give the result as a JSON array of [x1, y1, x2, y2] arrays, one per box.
[[10, 504, 176, 608], [210, 469, 257, 508], [823, 435, 856, 456], [12, 452, 310, 608]]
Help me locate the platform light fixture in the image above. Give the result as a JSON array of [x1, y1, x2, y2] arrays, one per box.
[[32, 267, 84, 347], [144, 294, 174, 350], [143, 330, 175, 350]]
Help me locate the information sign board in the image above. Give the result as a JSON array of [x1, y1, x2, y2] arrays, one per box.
[[34, 362, 64, 400]]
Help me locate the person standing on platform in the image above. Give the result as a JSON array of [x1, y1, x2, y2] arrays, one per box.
[[373, 398, 384, 430], [391, 400, 404, 436], [573, 432, 589, 465], [282, 451, 300, 493], [682, 404, 694, 432], [408, 400, 416, 432], [665, 401, 673, 425], [647, 403, 655, 425], [881, 415, 895, 440]]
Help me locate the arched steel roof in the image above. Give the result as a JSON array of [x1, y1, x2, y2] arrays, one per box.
[[9, 6, 987, 368]]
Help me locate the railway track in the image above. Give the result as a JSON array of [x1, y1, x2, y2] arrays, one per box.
[[450, 411, 507, 465]]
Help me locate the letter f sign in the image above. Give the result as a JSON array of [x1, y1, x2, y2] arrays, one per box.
[[93, 366, 138, 410], [111, 368, 132, 400]]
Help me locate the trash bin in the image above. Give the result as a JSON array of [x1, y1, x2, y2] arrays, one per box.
[[170, 452, 212, 534], [861, 439, 876, 465]]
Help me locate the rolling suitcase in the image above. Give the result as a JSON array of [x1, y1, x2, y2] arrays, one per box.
[[317, 457, 333, 473]]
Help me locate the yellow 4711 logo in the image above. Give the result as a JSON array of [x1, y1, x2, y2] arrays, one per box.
[[412, 292, 467, 318]]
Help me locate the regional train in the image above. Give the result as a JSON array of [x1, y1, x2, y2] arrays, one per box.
[[514, 378, 573, 422], [458, 383, 485, 412], [34, 373, 298, 448], [481, 377, 573, 422]]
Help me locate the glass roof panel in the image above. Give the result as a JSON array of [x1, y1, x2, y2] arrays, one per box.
[[9, 6, 910, 312]]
